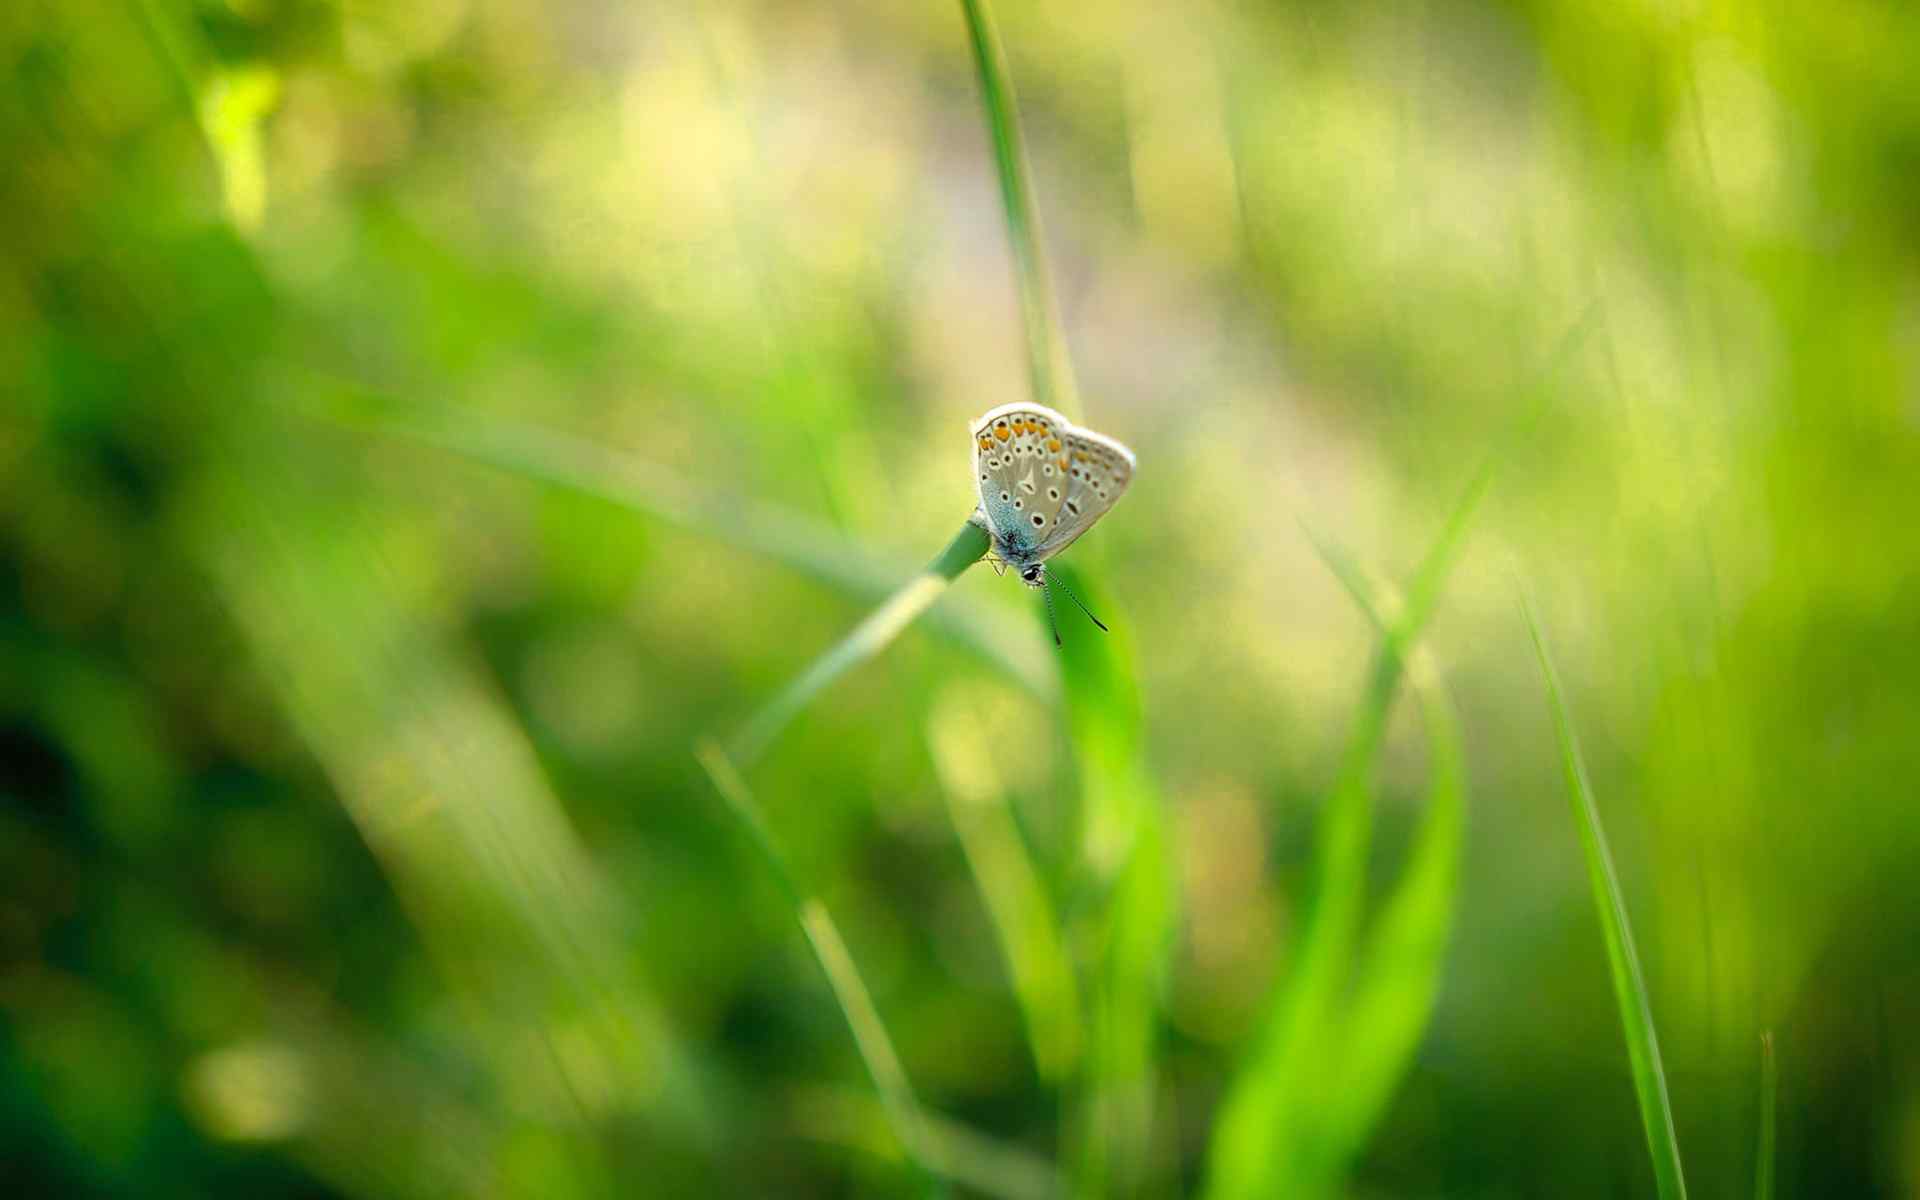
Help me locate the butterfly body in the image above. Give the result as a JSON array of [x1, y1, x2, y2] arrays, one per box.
[[968, 402, 1134, 591]]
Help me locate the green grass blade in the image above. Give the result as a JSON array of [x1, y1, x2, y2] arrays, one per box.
[[1205, 302, 1601, 1197], [696, 744, 944, 1195], [1048, 565, 1172, 1199], [299, 392, 1054, 703], [1206, 469, 1488, 1200], [1297, 518, 1392, 634], [957, 0, 1079, 417], [1073, 812, 1170, 1199], [303, 386, 1048, 769], [1202, 641, 1399, 1200], [1756, 1032, 1777, 1200], [929, 701, 1083, 1083], [1323, 652, 1463, 1169], [790, 1086, 1065, 1200], [1398, 300, 1600, 646], [953, 6, 1170, 1189], [1523, 599, 1689, 1200], [1296, 532, 1466, 1174], [732, 521, 991, 766]]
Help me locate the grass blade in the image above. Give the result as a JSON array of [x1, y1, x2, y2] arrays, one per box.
[[953, 6, 1172, 1188], [298, 390, 1054, 703], [1048, 566, 1172, 1199], [1298, 539, 1466, 1153], [1398, 300, 1600, 645], [1072, 813, 1170, 1199], [954, 7, 1175, 1190], [791, 1085, 1065, 1200], [1297, 519, 1392, 634], [1206, 468, 1487, 1200], [696, 743, 943, 1195], [1523, 598, 1689, 1200], [1205, 304, 1600, 1198], [299, 382, 1049, 770], [1324, 651, 1465, 1180], [1202, 643, 1398, 1200], [732, 521, 992, 766], [929, 695, 1083, 1083], [1756, 1032, 1776, 1200], [957, 0, 1079, 417]]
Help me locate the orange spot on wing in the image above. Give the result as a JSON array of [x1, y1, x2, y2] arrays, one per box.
[[979, 437, 993, 451], [1047, 439, 1061, 452], [1058, 456, 1069, 470], [994, 425, 1011, 441]]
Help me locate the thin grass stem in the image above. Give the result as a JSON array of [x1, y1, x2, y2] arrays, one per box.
[[696, 743, 944, 1194], [958, 0, 1080, 418], [956, 7, 1173, 1190], [732, 521, 992, 766], [1299, 535, 1467, 1186], [928, 707, 1082, 1082], [297, 390, 1052, 700], [1206, 523, 1462, 1198], [1398, 300, 1600, 645], [1523, 597, 1689, 1200], [790, 1085, 1065, 1200]]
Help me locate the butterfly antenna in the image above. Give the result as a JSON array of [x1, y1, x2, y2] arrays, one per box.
[[1041, 578, 1063, 647], [1050, 572, 1109, 633]]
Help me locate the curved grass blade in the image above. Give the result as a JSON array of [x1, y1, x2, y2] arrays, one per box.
[[697, 743, 945, 1196], [791, 1085, 1065, 1200], [1523, 598, 1689, 1200], [1073, 805, 1170, 1198], [1046, 565, 1173, 1199], [958, 0, 1079, 418], [1399, 299, 1600, 644], [732, 521, 992, 766], [1297, 537, 1468, 1178], [1322, 650, 1463, 1173], [929, 700, 1083, 1083], [1203, 303, 1599, 1198], [1207, 491, 1484, 1200], [953, 2, 1173, 1186], [1203, 642, 1400, 1200], [299, 388, 1054, 704]]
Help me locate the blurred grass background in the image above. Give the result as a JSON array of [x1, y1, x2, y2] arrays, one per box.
[[4, 0, 1920, 1196]]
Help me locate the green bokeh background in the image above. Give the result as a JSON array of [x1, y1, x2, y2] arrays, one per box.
[[4, 0, 1918, 1195]]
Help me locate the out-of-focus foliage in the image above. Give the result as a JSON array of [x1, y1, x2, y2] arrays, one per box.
[[3, 0, 1919, 1196]]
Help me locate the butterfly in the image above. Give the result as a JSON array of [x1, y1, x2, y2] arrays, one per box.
[[968, 402, 1135, 644]]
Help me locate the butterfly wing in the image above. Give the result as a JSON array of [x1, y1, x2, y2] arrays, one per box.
[[1032, 424, 1134, 561], [971, 403, 1076, 554]]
